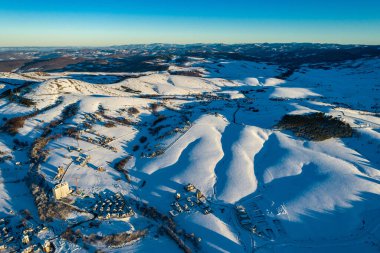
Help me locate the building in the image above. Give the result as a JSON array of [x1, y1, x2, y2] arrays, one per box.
[[21, 246, 34, 253], [196, 190, 204, 200], [42, 241, 53, 253], [53, 182, 70, 200], [93, 191, 135, 219], [22, 234, 30, 244], [185, 183, 195, 192]]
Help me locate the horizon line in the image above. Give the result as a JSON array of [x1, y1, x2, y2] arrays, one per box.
[[1, 42, 380, 48]]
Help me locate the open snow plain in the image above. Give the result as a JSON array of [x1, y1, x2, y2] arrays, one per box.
[[0, 57, 380, 252]]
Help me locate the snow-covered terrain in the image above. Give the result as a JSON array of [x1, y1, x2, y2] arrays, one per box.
[[0, 56, 380, 253]]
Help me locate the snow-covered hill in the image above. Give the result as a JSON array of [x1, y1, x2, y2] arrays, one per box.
[[0, 57, 379, 253]]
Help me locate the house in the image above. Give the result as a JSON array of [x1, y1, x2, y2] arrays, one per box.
[[185, 183, 195, 192], [42, 241, 53, 253], [53, 182, 70, 200], [22, 234, 30, 244]]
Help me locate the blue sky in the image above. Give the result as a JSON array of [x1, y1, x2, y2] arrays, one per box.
[[1, 0, 379, 46]]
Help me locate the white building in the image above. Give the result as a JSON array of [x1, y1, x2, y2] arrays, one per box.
[[53, 182, 70, 200]]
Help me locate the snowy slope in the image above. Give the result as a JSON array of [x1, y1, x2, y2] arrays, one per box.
[[0, 58, 380, 253]]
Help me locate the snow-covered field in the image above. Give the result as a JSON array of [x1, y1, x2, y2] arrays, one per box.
[[0, 57, 380, 252]]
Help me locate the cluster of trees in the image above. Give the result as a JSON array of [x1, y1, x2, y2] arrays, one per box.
[[114, 156, 132, 182], [63, 228, 148, 249], [98, 103, 132, 125], [99, 230, 148, 247], [99, 112, 131, 125], [148, 114, 169, 136], [120, 86, 141, 94], [64, 127, 80, 138], [8, 93, 36, 107], [150, 103, 160, 114], [168, 70, 203, 77], [275, 67, 297, 80], [128, 107, 140, 115], [28, 179, 73, 221], [1, 111, 38, 135], [136, 202, 198, 253], [149, 124, 169, 136], [1, 96, 64, 135], [13, 138, 28, 149], [139, 94, 159, 99], [30, 103, 79, 161], [0, 82, 37, 107], [139, 136, 147, 143], [161, 226, 192, 253], [30, 134, 62, 162], [61, 228, 83, 244], [152, 115, 167, 127], [132, 145, 139, 152], [145, 149, 164, 158], [30, 136, 51, 161], [104, 121, 116, 128], [277, 112, 353, 141], [48, 102, 79, 132]]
